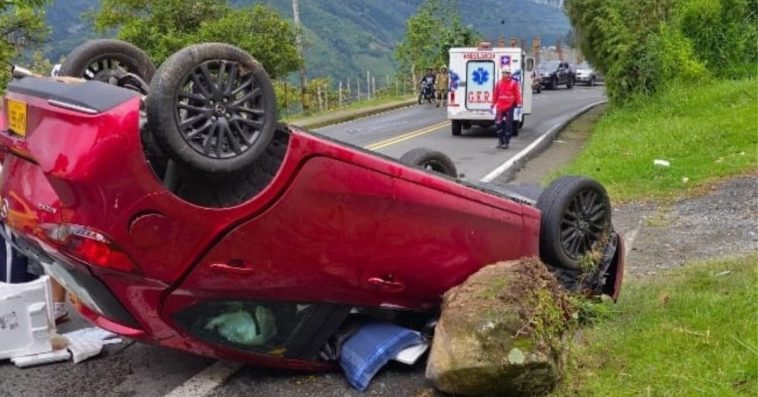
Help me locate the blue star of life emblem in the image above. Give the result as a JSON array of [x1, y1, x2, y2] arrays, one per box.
[[472, 68, 489, 85]]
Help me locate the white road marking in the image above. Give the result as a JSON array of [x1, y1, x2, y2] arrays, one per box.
[[479, 101, 607, 183], [163, 361, 243, 397]]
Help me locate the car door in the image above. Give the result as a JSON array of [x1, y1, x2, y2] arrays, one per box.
[[558, 63, 567, 84]]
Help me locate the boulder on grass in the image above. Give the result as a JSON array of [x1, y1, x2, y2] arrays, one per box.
[[426, 258, 575, 397]]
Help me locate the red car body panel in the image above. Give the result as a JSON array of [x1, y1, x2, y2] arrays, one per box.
[[0, 78, 620, 367]]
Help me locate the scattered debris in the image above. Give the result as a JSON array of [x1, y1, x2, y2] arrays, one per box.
[[339, 322, 425, 391], [0, 276, 54, 360], [654, 159, 671, 167], [11, 349, 70, 368], [64, 327, 122, 364], [714, 270, 732, 277], [2, 276, 122, 367]]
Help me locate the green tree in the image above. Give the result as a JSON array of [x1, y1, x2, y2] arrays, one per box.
[[0, 0, 50, 87], [28, 50, 52, 75], [197, 5, 301, 79], [93, 0, 302, 78], [395, 0, 479, 72]]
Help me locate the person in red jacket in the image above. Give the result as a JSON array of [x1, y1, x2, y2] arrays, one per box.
[[490, 69, 522, 149]]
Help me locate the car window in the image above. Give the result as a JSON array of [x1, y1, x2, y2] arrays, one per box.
[[174, 300, 349, 359], [538, 61, 560, 71]]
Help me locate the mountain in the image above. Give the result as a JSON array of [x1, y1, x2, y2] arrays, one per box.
[[41, 0, 570, 82]]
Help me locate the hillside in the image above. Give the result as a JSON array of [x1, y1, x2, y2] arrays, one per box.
[[41, 0, 570, 81]]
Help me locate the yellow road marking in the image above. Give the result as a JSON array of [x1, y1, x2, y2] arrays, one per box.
[[363, 121, 451, 151]]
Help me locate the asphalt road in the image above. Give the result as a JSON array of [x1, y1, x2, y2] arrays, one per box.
[[0, 85, 606, 397], [317, 84, 605, 181]]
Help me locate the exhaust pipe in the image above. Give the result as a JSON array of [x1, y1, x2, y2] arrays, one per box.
[[11, 65, 36, 79]]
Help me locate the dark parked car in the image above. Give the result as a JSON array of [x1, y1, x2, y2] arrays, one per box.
[[538, 60, 575, 89], [0, 40, 623, 369]]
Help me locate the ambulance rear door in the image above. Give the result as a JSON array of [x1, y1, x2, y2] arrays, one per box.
[[464, 57, 495, 111]]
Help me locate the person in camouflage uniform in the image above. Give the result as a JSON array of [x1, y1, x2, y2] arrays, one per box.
[[435, 66, 449, 108]]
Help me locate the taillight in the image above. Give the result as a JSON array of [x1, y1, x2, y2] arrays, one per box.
[[38, 224, 138, 273]]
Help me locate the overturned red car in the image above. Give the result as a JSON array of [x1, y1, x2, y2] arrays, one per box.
[[0, 41, 623, 369]]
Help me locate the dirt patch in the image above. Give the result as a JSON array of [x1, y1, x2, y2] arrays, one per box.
[[618, 175, 757, 276]]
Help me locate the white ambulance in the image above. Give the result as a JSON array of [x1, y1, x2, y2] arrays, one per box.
[[447, 43, 534, 136]]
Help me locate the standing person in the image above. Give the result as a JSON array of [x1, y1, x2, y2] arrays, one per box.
[[435, 66, 449, 108], [490, 68, 522, 149]]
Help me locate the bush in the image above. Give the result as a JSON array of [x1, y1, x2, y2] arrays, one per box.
[[679, 0, 758, 78], [565, 0, 757, 104]]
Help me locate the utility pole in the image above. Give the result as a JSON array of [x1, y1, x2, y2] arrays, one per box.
[[292, 0, 309, 111], [533, 36, 541, 65]]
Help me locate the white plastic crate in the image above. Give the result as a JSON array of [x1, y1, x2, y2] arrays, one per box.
[[0, 276, 54, 359]]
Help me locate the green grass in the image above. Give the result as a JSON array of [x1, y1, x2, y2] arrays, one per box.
[[282, 94, 414, 123], [555, 76, 758, 201], [556, 255, 758, 396]]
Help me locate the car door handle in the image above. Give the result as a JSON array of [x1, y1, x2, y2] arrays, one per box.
[[367, 276, 405, 292], [210, 261, 255, 275]]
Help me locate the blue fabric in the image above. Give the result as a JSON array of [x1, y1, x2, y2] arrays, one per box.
[[339, 322, 424, 391]]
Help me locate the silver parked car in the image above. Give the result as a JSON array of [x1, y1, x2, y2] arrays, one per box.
[[575, 63, 598, 86]]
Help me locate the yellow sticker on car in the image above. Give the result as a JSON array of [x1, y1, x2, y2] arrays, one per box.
[[7, 99, 27, 137]]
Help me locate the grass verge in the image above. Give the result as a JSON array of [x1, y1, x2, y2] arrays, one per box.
[[282, 94, 414, 123], [557, 254, 758, 396], [554, 76, 757, 201]]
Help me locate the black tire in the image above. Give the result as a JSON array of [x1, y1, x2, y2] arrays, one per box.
[[59, 39, 155, 84], [451, 120, 462, 136], [536, 176, 612, 270], [519, 116, 525, 129], [567, 77, 574, 89], [589, 77, 596, 87], [512, 120, 519, 137], [418, 93, 424, 105], [399, 148, 457, 177], [549, 77, 557, 90], [147, 43, 277, 174]]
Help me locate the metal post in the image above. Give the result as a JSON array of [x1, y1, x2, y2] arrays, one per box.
[[411, 64, 416, 93], [338, 81, 343, 107], [372, 77, 376, 98], [292, 0, 309, 111], [366, 70, 371, 99], [357, 78, 361, 100], [283, 81, 288, 116], [346, 77, 351, 101], [324, 84, 328, 109], [317, 85, 323, 111]]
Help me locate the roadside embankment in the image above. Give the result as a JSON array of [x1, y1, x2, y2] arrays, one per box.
[[498, 76, 757, 396], [286, 96, 417, 130], [552, 77, 757, 201]]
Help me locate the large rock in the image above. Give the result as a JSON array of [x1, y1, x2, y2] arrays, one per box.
[[426, 258, 575, 397]]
